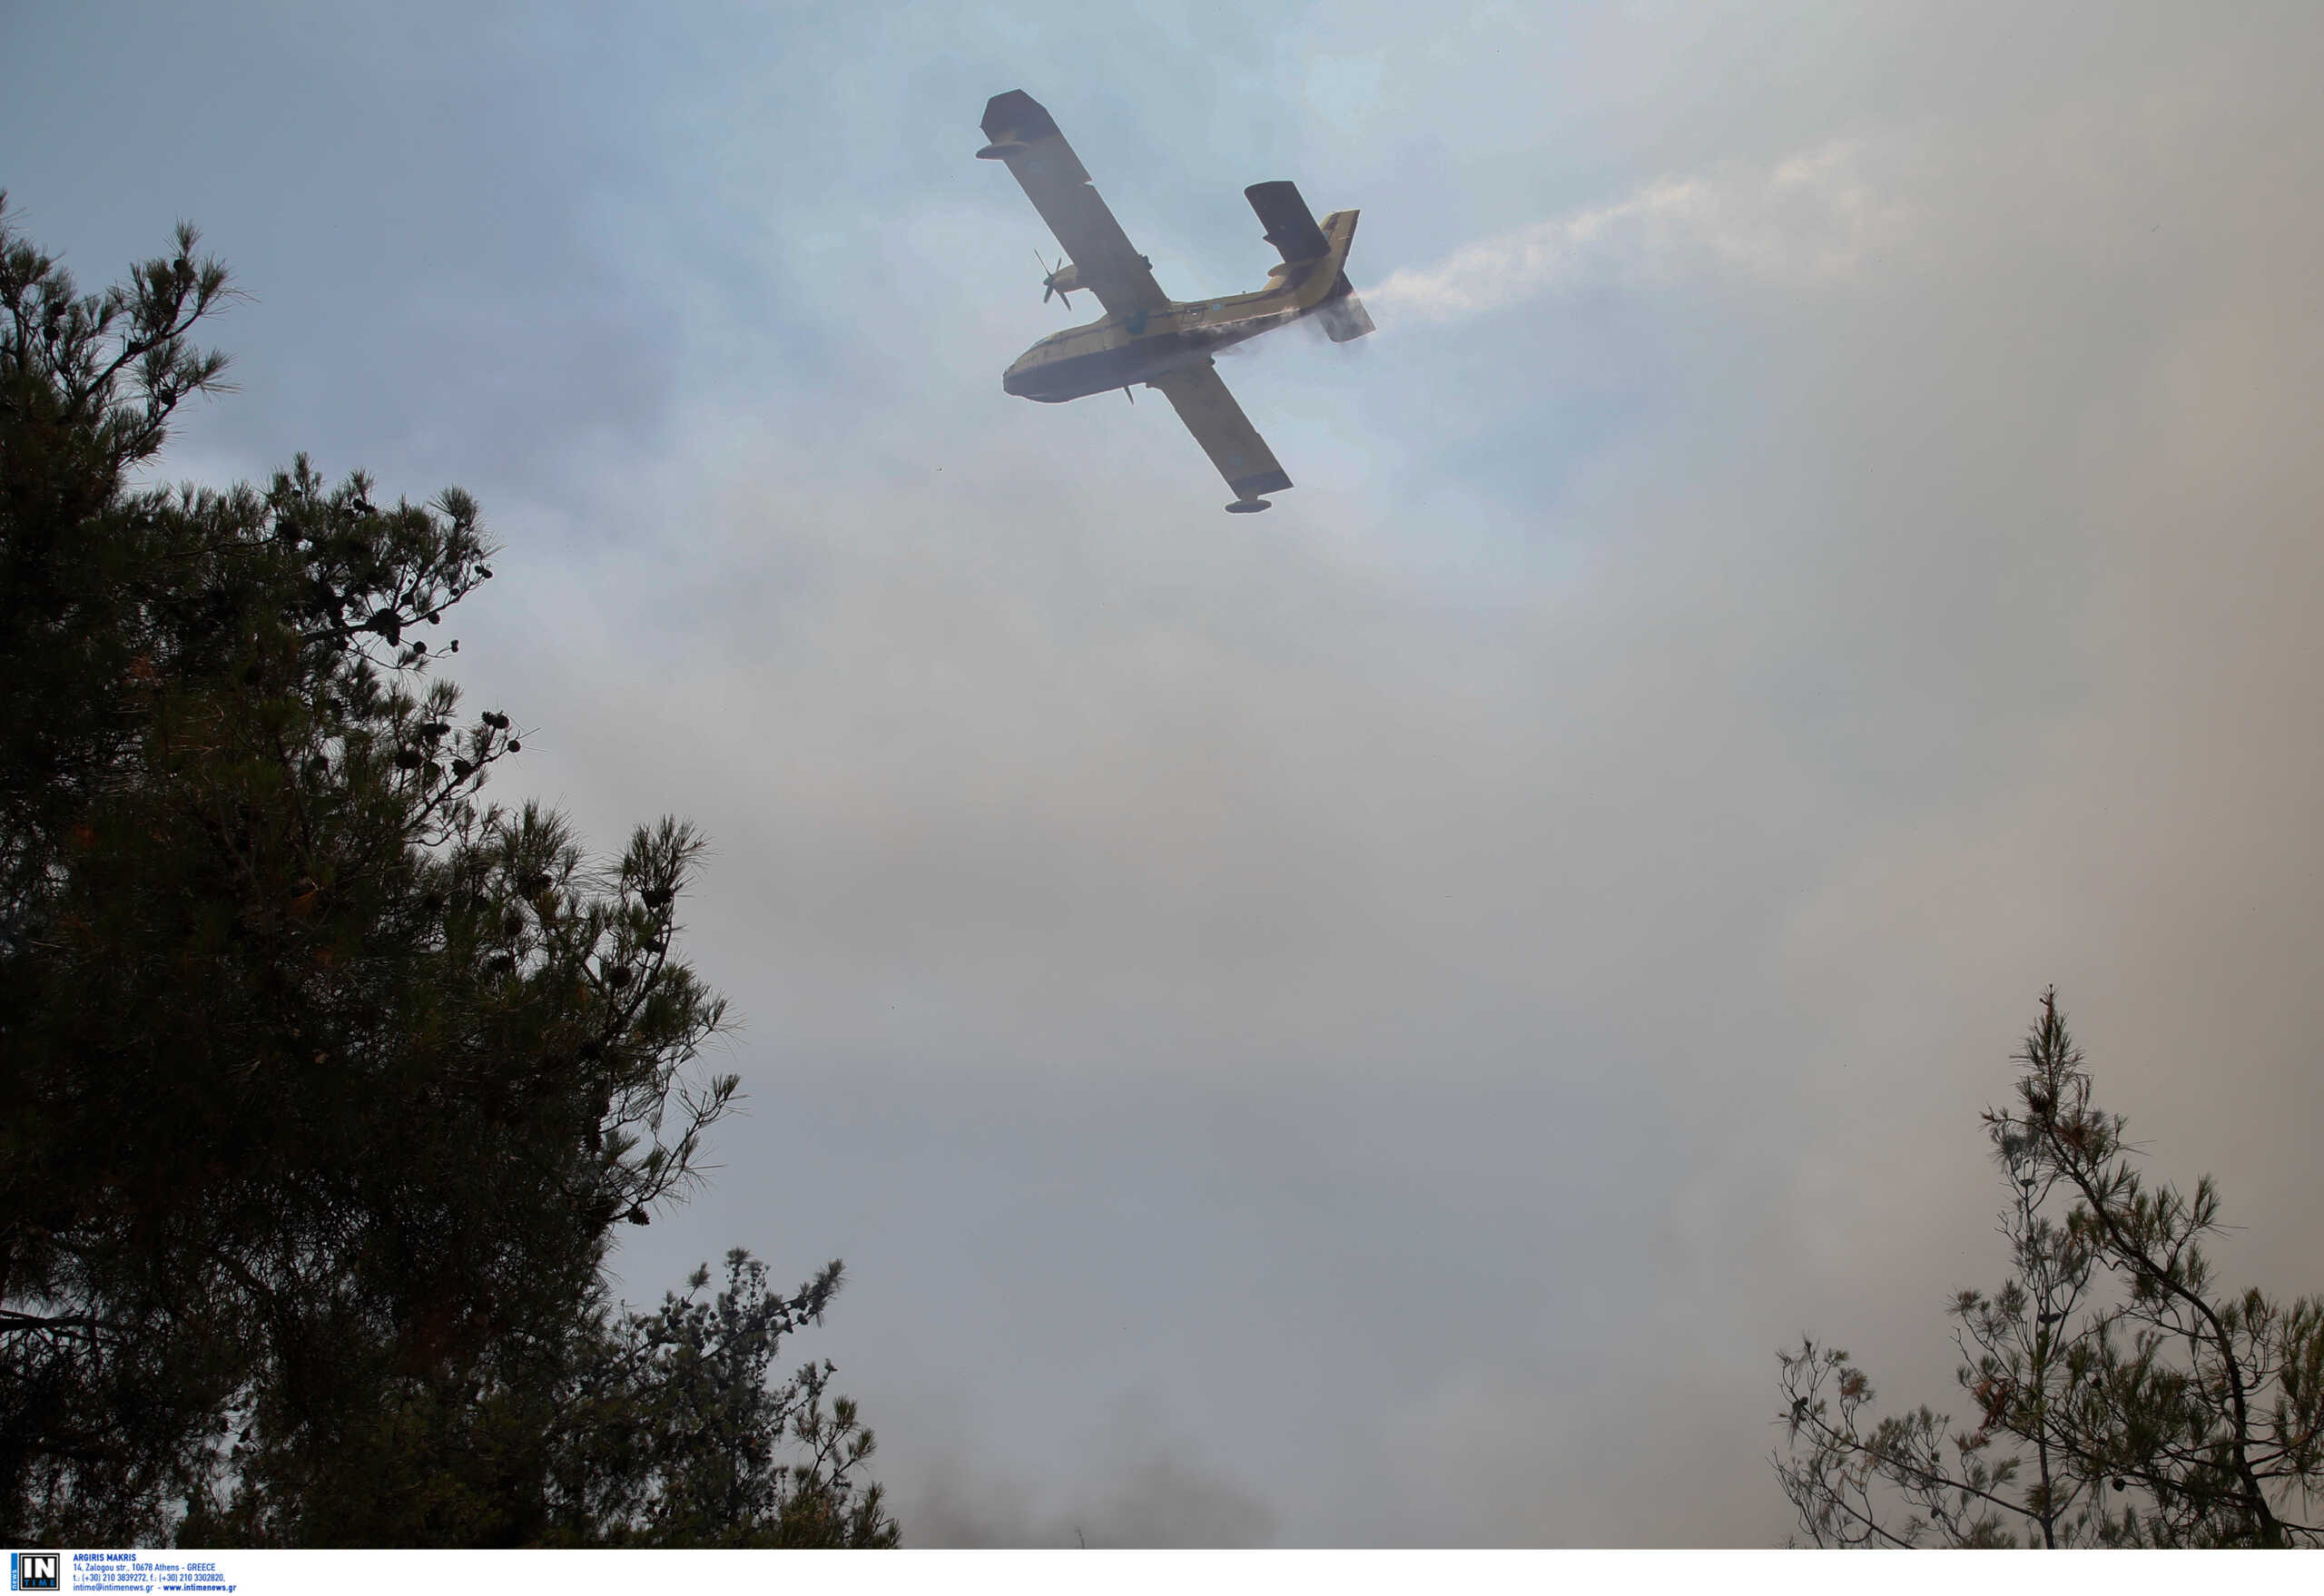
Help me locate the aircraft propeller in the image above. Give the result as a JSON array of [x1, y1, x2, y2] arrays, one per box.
[[1036, 251, 1074, 310]]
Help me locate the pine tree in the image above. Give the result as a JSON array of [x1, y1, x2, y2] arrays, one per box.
[[0, 197, 892, 1547], [1774, 990, 2324, 1547]]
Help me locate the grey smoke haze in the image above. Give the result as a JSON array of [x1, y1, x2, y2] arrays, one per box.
[[8, 0, 2323, 1544]]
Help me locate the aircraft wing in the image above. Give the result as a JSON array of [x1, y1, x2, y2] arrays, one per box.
[[1147, 360, 1294, 506], [980, 91, 1170, 320]]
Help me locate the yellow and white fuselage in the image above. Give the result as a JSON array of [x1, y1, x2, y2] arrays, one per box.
[[1004, 210, 1366, 402]]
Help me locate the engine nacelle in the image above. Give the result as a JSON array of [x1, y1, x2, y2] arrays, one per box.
[[1042, 262, 1084, 296]]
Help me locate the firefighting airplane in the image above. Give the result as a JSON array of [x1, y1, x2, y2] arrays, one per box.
[[978, 90, 1373, 513]]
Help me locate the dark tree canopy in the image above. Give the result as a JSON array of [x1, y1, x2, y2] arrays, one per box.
[[0, 198, 893, 1547], [1775, 990, 2323, 1548]]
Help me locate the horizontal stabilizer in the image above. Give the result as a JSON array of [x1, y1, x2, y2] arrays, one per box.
[[1246, 181, 1330, 263], [1318, 277, 1374, 342]]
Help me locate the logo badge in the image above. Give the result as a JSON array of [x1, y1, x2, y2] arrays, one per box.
[[10, 1552, 60, 1592]]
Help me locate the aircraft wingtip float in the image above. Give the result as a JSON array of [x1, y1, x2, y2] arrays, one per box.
[[979, 89, 1373, 514]]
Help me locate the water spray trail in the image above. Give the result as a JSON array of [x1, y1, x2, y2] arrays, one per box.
[[1364, 143, 1907, 329]]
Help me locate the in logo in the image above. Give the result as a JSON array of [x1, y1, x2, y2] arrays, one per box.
[[9, 1552, 59, 1592]]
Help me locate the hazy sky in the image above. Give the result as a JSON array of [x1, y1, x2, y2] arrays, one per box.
[[10, 0, 2323, 1545]]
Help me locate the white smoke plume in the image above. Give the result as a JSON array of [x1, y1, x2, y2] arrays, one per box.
[[1365, 142, 1909, 324]]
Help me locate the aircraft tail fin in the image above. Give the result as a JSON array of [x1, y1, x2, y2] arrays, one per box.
[[1248, 187, 1374, 338], [1306, 212, 1374, 340]]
